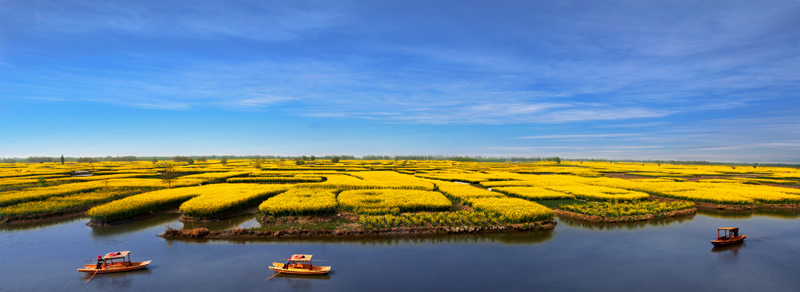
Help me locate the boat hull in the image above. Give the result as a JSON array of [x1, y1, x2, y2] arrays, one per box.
[[78, 260, 152, 274], [269, 262, 330, 275], [711, 235, 746, 247]]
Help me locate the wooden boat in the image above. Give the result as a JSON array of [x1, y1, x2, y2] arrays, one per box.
[[78, 251, 151, 274], [711, 227, 747, 247], [269, 254, 330, 275]]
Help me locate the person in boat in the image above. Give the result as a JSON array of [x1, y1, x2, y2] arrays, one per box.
[[285, 260, 291, 269], [96, 255, 104, 269]]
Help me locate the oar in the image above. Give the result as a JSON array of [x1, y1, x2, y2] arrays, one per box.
[[86, 269, 99, 283], [268, 271, 281, 279]]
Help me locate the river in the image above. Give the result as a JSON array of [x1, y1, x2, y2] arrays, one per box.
[[1, 210, 798, 292]]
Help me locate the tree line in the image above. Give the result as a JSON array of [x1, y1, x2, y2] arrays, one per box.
[[1, 155, 797, 167]]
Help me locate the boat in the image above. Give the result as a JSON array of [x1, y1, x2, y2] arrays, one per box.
[[269, 254, 331, 275], [711, 227, 747, 247], [78, 251, 152, 274]]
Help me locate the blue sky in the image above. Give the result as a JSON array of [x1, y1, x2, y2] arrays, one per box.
[[1, 0, 798, 163]]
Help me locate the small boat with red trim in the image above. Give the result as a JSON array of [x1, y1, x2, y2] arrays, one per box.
[[711, 227, 746, 247], [269, 254, 330, 275], [78, 251, 151, 274]]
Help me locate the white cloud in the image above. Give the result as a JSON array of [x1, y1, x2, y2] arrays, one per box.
[[21, 0, 351, 41], [518, 133, 642, 139]]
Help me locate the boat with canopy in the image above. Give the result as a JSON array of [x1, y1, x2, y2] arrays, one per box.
[[78, 251, 151, 274], [711, 227, 747, 247], [269, 254, 331, 275]]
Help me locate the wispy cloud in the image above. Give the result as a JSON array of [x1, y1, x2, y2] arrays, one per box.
[[519, 133, 643, 139], [11, 0, 350, 41]]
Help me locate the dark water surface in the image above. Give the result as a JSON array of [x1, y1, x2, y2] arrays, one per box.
[[2, 211, 798, 292]]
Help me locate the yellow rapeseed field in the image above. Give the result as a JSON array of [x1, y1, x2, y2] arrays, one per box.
[[2, 159, 799, 223], [179, 184, 288, 218], [338, 189, 452, 214], [259, 188, 338, 216]]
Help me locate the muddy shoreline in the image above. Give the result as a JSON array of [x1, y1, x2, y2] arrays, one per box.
[[1, 209, 88, 225], [158, 220, 557, 239], [648, 195, 800, 211], [554, 208, 696, 223], [86, 209, 183, 227], [178, 206, 261, 223]]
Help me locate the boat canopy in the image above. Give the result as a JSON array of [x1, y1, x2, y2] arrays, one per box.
[[717, 227, 738, 231], [289, 254, 312, 262], [103, 251, 130, 260]]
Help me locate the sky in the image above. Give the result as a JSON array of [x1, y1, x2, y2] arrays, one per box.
[[1, 0, 799, 163]]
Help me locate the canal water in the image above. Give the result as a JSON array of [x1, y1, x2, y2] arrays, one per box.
[[1, 211, 798, 292]]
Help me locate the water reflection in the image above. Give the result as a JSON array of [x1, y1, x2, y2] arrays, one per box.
[[711, 243, 744, 263], [270, 273, 331, 281], [557, 214, 694, 231], [82, 269, 151, 291], [165, 229, 555, 246], [90, 214, 182, 238], [0, 216, 86, 232], [697, 209, 800, 219], [270, 274, 330, 292], [181, 213, 257, 231]]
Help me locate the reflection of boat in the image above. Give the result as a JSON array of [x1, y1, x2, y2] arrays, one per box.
[[270, 272, 332, 280], [78, 251, 152, 274], [269, 254, 330, 275], [711, 243, 744, 253], [711, 227, 746, 247]]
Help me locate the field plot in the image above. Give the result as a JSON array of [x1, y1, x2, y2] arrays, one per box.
[[559, 201, 694, 217], [1, 159, 799, 231], [228, 176, 324, 183], [338, 189, 452, 215], [87, 186, 206, 222], [436, 181, 553, 222], [179, 184, 288, 219], [259, 188, 338, 216], [0, 189, 140, 219], [493, 186, 575, 200]]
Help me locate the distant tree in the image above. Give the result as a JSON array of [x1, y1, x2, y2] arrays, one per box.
[[252, 156, 265, 169], [554, 156, 562, 164], [331, 156, 340, 163], [310, 155, 315, 161], [26, 156, 54, 163], [187, 158, 195, 165], [77, 157, 94, 163], [295, 160, 305, 166], [60, 155, 65, 165], [220, 157, 228, 166], [197, 157, 208, 163], [160, 163, 179, 188], [107, 156, 137, 162], [753, 163, 758, 169], [151, 158, 158, 164], [173, 156, 190, 162], [302, 155, 308, 161]]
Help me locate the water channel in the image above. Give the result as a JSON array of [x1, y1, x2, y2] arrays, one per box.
[[2, 210, 798, 292]]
